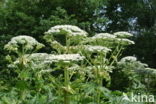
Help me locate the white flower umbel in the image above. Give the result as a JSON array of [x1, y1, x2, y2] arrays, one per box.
[[137, 68, 156, 76], [116, 38, 135, 45], [145, 68, 156, 75], [27, 53, 55, 68], [87, 65, 113, 72], [81, 33, 116, 45], [120, 56, 137, 62], [47, 54, 85, 63], [92, 33, 116, 39], [8, 53, 51, 68], [84, 45, 111, 53], [4, 35, 44, 53], [26, 53, 49, 62], [114, 31, 133, 38], [45, 25, 88, 37]]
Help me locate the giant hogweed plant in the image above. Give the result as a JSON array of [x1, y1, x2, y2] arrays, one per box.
[[2, 36, 47, 103], [1, 25, 138, 104], [43, 25, 135, 103]]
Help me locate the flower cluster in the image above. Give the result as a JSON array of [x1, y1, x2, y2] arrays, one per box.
[[45, 25, 88, 37], [144, 68, 156, 76], [8, 53, 85, 68], [116, 38, 135, 45], [114, 31, 133, 38], [92, 33, 116, 39], [4, 35, 44, 53], [47, 54, 85, 63], [27, 53, 49, 62], [120, 56, 137, 62], [83, 45, 111, 53], [81, 32, 135, 48], [8, 53, 51, 68], [92, 33, 134, 45], [87, 65, 113, 72]]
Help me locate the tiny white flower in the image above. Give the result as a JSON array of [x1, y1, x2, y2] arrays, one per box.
[[120, 56, 137, 62], [83, 45, 111, 53], [145, 68, 156, 74], [81, 33, 116, 45], [47, 54, 85, 62], [9, 53, 51, 67], [39, 69, 53, 73], [141, 63, 148, 67], [87, 65, 113, 71], [45, 25, 88, 37], [114, 31, 133, 38], [92, 33, 116, 39], [4, 35, 44, 52], [139, 68, 156, 76], [116, 38, 135, 45], [27, 53, 49, 61]]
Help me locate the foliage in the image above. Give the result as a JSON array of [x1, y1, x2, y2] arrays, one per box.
[[110, 56, 147, 92], [128, 32, 156, 68], [0, 25, 144, 104], [0, 0, 156, 103], [94, 0, 156, 68], [0, 0, 105, 70]]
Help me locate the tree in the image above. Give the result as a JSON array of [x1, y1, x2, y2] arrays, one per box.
[[94, 0, 156, 67], [0, 0, 106, 69]]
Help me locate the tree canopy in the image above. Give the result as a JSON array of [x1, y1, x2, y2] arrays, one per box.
[[0, 0, 156, 68]]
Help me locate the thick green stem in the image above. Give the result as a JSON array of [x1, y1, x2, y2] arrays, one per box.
[[96, 53, 107, 104], [63, 35, 71, 104], [95, 67, 101, 104], [96, 79, 100, 104], [97, 78, 103, 103], [64, 91, 70, 104], [110, 46, 122, 66], [64, 68, 70, 104]]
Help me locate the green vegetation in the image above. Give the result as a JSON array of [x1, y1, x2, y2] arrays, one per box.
[[0, 0, 156, 103]]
